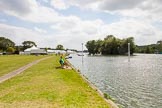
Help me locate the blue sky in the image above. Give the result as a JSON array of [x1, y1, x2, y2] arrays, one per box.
[[0, 0, 162, 50]]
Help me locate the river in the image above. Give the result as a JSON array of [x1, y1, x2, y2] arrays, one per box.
[[68, 54, 162, 108]]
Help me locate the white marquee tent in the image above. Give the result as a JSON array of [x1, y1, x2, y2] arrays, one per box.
[[24, 46, 47, 55]]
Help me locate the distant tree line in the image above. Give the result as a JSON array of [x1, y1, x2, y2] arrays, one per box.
[[1, 36, 162, 55], [0, 37, 37, 54], [0, 36, 67, 55], [56, 44, 64, 50], [0, 37, 15, 53], [135, 40, 162, 54], [86, 35, 135, 55]]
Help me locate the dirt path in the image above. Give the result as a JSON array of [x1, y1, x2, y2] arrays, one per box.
[[0, 56, 52, 83]]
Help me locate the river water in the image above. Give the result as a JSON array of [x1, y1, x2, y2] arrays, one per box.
[[68, 54, 162, 108]]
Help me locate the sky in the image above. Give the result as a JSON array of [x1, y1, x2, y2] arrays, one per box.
[[0, 0, 162, 50]]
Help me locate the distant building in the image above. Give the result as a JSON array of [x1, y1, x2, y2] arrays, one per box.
[[47, 49, 76, 55], [54, 50, 66, 54], [24, 46, 47, 55], [66, 50, 76, 54], [47, 49, 55, 54]]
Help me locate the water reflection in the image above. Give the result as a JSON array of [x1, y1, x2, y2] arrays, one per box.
[[69, 54, 162, 108]]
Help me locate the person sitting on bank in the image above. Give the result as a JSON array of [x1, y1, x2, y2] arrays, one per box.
[[59, 56, 64, 68]]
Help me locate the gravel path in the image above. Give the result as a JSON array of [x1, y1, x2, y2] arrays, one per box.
[[0, 56, 52, 83]]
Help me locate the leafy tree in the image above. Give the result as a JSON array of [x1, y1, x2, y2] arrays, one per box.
[[104, 35, 114, 40], [86, 35, 136, 55], [120, 37, 135, 55], [95, 40, 103, 54], [157, 42, 162, 53], [101, 35, 121, 55], [56, 44, 64, 50], [44, 47, 48, 51], [101, 36, 114, 54], [0, 37, 15, 51], [145, 46, 151, 53], [14, 45, 24, 54], [22, 41, 37, 50], [85, 40, 96, 55], [135, 43, 159, 54], [6, 47, 15, 54]]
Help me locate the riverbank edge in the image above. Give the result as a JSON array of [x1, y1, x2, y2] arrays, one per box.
[[66, 60, 119, 108]]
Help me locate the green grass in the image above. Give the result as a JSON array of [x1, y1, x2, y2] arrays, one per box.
[[0, 55, 111, 108], [0, 55, 47, 76]]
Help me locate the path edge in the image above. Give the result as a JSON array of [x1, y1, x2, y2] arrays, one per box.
[[0, 56, 52, 83]]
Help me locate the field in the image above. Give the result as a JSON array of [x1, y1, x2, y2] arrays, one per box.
[[0, 55, 111, 108], [0, 55, 46, 77]]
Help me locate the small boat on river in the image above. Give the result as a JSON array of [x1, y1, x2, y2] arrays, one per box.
[[77, 54, 84, 56]]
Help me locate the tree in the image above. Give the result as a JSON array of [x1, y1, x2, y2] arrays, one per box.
[[120, 37, 135, 55], [145, 46, 151, 53], [0, 37, 15, 51], [85, 40, 96, 55], [95, 40, 103, 54], [135, 44, 156, 54], [157, 41, 162, 53], [56, 44, 64, 50], [6, 47, 15, 54], [22, 41, 37, 50], [101, 35, 121, 55], [14, 45, 24, 54], [85, 35, 136, 55]]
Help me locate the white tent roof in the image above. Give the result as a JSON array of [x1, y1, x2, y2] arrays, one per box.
[[24, 46, 39, 51], [54, 50, 66, 53], [47, 50, 55, 53]]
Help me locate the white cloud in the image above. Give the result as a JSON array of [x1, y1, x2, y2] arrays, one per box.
[[99, 0, 143, 11], [0, 23, 47, 46], [1, 0, 162, 22], [1, 0, 60, 23], [51, 16, 79, 32], [66, 0, 100, 10], [0, 0, 162, 49], [51, 0, 68, 10], [58, 0, 162, 22], [50, 15, 103, 40], [0, 0, 32, 15], [0, 0, 104, 49], [100, 18, 162, 45], [114, 0, 162, 22], [34, 27, 47, 33], [0, 22, 100, 50]]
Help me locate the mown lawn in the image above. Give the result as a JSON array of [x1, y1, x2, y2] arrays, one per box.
[[0, 55, 47, 77], [0, 55, 111, 108]]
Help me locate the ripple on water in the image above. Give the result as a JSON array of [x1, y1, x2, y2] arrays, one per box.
[[69, 54, 162, 108]]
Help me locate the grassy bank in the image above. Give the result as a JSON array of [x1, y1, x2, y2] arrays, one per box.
[[0, 55, 47, 77], [0, 55, 111, 108]]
